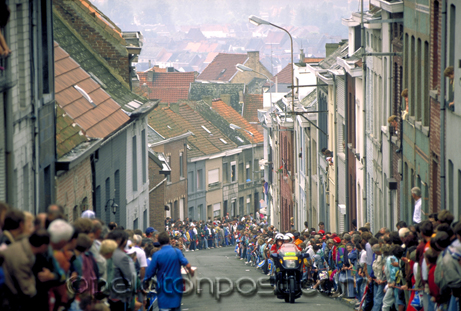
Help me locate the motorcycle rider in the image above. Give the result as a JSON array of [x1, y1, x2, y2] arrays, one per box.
[[270, 233, 285, 254]]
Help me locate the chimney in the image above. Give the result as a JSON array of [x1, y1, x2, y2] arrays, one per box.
[[147, 71, 154, 82], [167, 67, 175, 73], [247, 51, 260, 62], [221, 94, 231, 106], [148, 60, 152, 68], [170, 102, 179, 113], [202, 95, 212, 106], [325, 43, 340, 58], [299, 49, 305, 65]]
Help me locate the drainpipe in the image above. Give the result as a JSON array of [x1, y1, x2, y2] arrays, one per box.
[[344, 70, 350, 231], [31, 1, 40, 214], [440, 0, 447, 210], [333, 74, 339, 232], [361, 0, 368, 225]]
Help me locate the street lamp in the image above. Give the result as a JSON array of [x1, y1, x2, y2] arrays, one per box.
[[249, 15, 295, 229], [105, 199, 118, 215], [248, 15, 294, 112], [236, 64, 273, 107]]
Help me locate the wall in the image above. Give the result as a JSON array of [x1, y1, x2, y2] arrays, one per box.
[[148, 155, 166, 231], [94, 130, 127, 227], [187, 160, 206, 221], [163, 138, 188, 220], [205, 157, 223, 219], [126, 119, 150, 230], [56, 157, 93, 222], [231, 51, 273, 85]]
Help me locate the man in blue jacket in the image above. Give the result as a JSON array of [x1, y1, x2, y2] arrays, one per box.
[[144, 232, 194, 311]]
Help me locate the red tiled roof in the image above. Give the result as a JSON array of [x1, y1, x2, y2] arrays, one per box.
[[148, 105, 221, 157], [265, 31, 287, 45], [197, 53, 248, 82], [211, 99, 263, 143], [138, 71, 195, 103], [243, 94, 263, 123], [178, 102, 238, 152], [273, 63, 293, 84], [54, 42, 129, 139]]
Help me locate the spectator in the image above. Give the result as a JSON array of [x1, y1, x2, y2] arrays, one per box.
[[0, 229, 50, 310], [0, 210, 25, 248], [401, 89, 409, 120], [411, 187, 426, 224], [0, 0, 11, 58], [388, 115, 399, 134], [144, 231, 194, 311]]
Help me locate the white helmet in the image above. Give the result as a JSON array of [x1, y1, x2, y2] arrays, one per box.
[[283, 235, 291, 242], [285, 233, 294, 242], [275, 233, 284, 241]]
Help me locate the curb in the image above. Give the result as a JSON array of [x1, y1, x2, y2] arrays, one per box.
[[320, 292, 357, 309]]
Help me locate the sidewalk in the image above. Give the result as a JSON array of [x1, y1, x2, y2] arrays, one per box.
[[319, 292, 357, 309]]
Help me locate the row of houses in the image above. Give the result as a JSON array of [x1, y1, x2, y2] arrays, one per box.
[[0, 0, 158, 230], [261, 0, 460, 233]]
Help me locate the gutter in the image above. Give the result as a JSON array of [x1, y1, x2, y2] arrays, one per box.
[[149, 178, 167, 193]]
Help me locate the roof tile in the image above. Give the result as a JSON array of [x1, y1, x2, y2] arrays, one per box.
[[138, 71, 195, 103], [197, 53, 248, 82], [55, 42, 129, 139], [211, 100, 263, 143]]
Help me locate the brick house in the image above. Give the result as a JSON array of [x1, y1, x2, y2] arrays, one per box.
[[148, 148, 171, 232]]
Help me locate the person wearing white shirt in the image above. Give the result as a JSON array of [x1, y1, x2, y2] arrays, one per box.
[[411, 187, 426, 224]]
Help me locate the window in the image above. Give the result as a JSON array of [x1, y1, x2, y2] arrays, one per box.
[[197, 169, 203, 190], [44, 165, 52, 207], [197, 204, 203, 220], [41, 0, 52, 93], [231, 161, 236, 182], [239, 197, 244, 216], [238, 163, 244, 183], [23, 164, 29, 211], [105, 178, 110, 223], [423, 41, 429, 125], [179, 152, 184, 178], [231, 199, 236, 216], [132, 136, 138, 191], [95, 186, 101, 218], [458, 170, 461, 219], [213, 203, 221, 217], [208, 168, 219, 185], [167, 156, 171, 182], [188, 171, 194, 193], [142, 130, 146, 183], [246, 195, 251, 214], [223, 163, 229, 183], [449, 4, 456, 67], [133, 218, 138, 230], [143, 209, 147, 230], [246, 161, 251, 182], [114, 170, 120, 210]]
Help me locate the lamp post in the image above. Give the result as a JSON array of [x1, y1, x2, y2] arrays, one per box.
[[249, 15, 295, 229], [230, 123, 255, 215], [105, 199, 118, 215], [236, 63, 273, 108], [249, 15, 294, 112]]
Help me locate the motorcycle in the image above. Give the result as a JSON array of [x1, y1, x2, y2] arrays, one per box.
[[269, 243, 310, 303]]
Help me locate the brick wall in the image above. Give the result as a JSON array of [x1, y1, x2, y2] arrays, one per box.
[[56, 157, 93, 222], [429, 0, 442, 213], [53, 0, 130, 84], [279, 128, 293, 231], [149, 156, 166, 231]]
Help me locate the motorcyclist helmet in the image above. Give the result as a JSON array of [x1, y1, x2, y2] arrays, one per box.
[[283, 235, 290, 242], [275, 233, 284, 241], [286, 233, 294, 242]]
